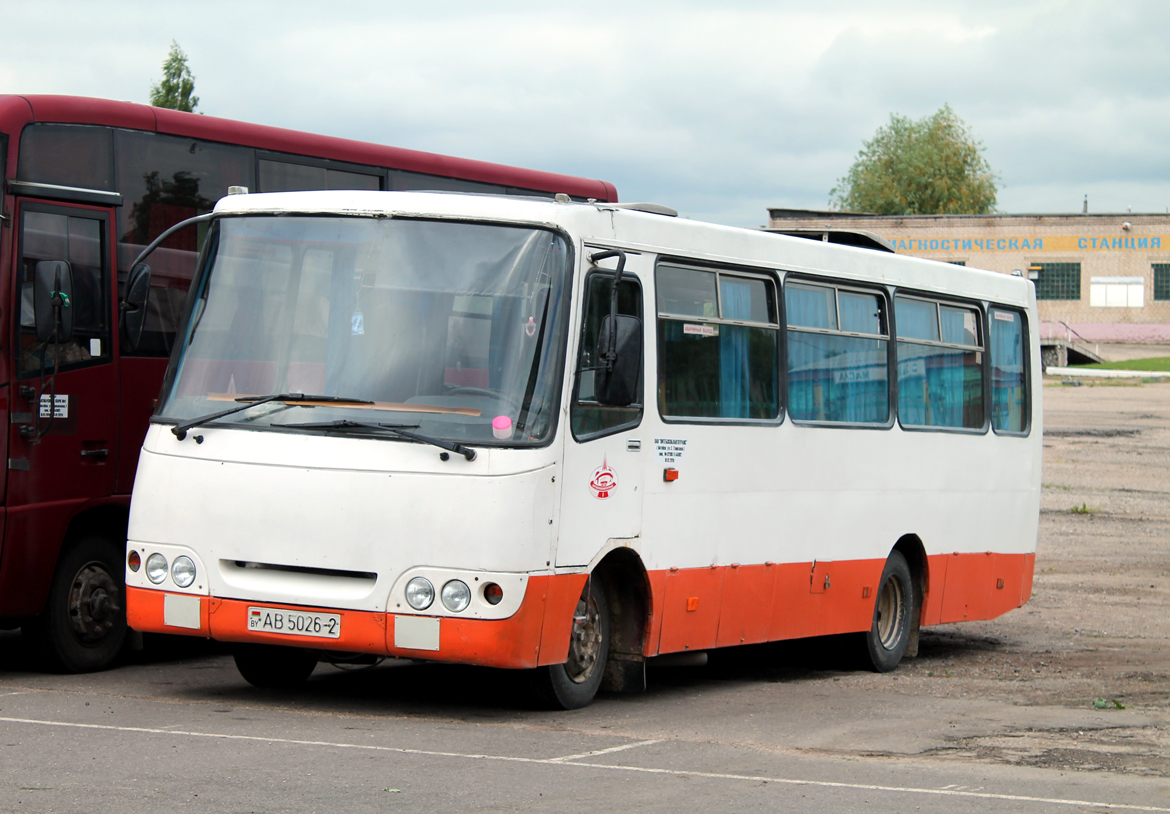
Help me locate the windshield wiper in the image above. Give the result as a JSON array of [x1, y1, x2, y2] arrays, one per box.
[[284, 419, 477, 462], [171, 393, 374, 441]]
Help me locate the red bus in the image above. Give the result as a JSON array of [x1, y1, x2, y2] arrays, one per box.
[[0, 94, 617, 671]]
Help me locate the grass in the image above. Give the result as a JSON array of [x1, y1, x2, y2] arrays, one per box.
[[1070, 502, 1099, 515], [1075, 357, 1170, 371]]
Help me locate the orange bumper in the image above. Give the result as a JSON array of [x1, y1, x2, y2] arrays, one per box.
[[126, 573, 587, 670]]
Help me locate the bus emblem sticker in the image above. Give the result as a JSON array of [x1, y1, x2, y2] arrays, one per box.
[[589, 458, 617, 499]]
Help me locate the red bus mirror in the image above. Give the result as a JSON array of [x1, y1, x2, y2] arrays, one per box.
[[33, 260, 74, 344]]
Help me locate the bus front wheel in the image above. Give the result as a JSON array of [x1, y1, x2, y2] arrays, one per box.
[[233, 644, 318, 689], [533, 577, 610, 710], [863, 551, 913, 672]]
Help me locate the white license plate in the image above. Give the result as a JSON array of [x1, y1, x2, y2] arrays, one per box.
[[247, 606, 341, 639]]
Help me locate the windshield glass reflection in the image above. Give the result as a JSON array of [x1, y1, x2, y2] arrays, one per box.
[[159, 216, 571, 446]]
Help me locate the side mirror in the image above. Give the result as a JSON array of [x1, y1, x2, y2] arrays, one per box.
[[121, 262, 152, 350], [33, 260, 74, 343], [594, 314, 642, 406]]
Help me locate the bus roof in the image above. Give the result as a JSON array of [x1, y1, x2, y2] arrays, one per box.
[[213, 189, 1034, 309], [0, 95, 617, 202]]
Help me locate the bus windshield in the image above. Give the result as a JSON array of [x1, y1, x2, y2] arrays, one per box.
[[158, 215, 572, 447]]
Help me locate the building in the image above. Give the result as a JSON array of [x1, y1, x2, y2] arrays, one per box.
[[767, 209, 1170, 362]]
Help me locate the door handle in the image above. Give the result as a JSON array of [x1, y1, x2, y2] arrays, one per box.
[[80, 448, 109, 460]]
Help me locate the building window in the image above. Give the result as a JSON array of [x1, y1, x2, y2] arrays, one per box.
[[1033, 262, 1081, 300], [1154, 264, 1170, 301], [1089, 277, 1144, 307]]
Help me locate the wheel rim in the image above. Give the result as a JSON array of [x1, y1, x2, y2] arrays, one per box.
[[875, 573, 906, 650], [564, 588, 603, 684], [66, 561, 121, 644]]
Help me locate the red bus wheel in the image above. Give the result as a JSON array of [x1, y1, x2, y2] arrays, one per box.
[[29, 536, 128, 673]]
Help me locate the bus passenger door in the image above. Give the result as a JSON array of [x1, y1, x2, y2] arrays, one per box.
[[555, 253, 648, 567], [2, 200, 120, 611]]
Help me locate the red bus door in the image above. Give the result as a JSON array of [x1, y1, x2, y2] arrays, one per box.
[[3, 198, 124, 669]]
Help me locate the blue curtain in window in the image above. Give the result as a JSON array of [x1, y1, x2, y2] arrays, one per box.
[[787, 286, 887, 423], [786, 286, 830, 420], [896, 303, 938, 426], [719, 279, 752, 417], [991, 314, 1024, 431]]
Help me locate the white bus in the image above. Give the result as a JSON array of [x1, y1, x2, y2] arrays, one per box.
[[125, 190, 1040, 709]]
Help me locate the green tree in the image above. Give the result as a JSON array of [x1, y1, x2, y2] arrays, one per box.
[[830, 104, 997, 215], [149, 41, 199, 112]]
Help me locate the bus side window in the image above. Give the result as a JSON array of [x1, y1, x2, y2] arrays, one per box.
[[894, 296, 984, 430], [990, 308, 1027, 433], [657, 265, 779, 420], [17, 208, 112, 377], [786, 281, 887, 424], [571, 273, 643, 439]]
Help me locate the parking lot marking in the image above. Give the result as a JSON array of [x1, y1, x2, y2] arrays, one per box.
[[549, 739, 662, 762], [1, 716, 1167, 813]]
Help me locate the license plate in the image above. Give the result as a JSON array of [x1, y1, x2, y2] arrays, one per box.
[[247, 606, 341, 639]]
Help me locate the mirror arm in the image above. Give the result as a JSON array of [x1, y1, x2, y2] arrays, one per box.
[[588, 249, 627, 371], [128, 212, 215, 271]]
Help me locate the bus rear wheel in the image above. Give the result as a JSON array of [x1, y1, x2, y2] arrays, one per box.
[[863, 551, 913, 672], [28, 535, 128, 673], [532, 577, 610, 710], [233, 644, 318, 689]]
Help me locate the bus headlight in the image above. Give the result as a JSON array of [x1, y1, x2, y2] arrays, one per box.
[[441, 580, 471, 613], [171, 556, 197, 588], [145, 553, 169, 584], [405, 577, 435, 610]]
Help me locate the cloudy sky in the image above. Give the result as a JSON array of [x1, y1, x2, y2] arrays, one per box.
[[4, 0, 1167, 225]]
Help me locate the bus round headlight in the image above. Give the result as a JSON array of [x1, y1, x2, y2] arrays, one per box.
[[441, 580, 471, 613], [405, 577, 434, 610], [171, 556, 197, 588], [145, 553, 168, 584]]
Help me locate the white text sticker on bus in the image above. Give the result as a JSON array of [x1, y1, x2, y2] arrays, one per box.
[[654, 438, 687, 463], [683, 324, 718, 337], [994, 311, 1017, 322], [39, 394, 68, 419], [589, 458, 618, 499]]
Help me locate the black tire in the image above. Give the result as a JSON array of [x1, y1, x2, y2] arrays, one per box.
[[862, 551, 913, 672], [27, 536, 128, 673], [531, 578, 610, 710], [233, 644, 318, 689]]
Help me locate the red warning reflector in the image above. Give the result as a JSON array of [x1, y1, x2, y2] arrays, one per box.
[[686, 597, 699, 612], [664, 468, 679, 482]]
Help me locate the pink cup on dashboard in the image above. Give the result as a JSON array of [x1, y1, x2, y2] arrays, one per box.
[[492, 415, 513, 440]]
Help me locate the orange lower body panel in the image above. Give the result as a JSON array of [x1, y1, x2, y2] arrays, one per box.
[[128, 552, 1034, 666], [644, 551, 1035, 656], [127, 575, 589, 670]]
